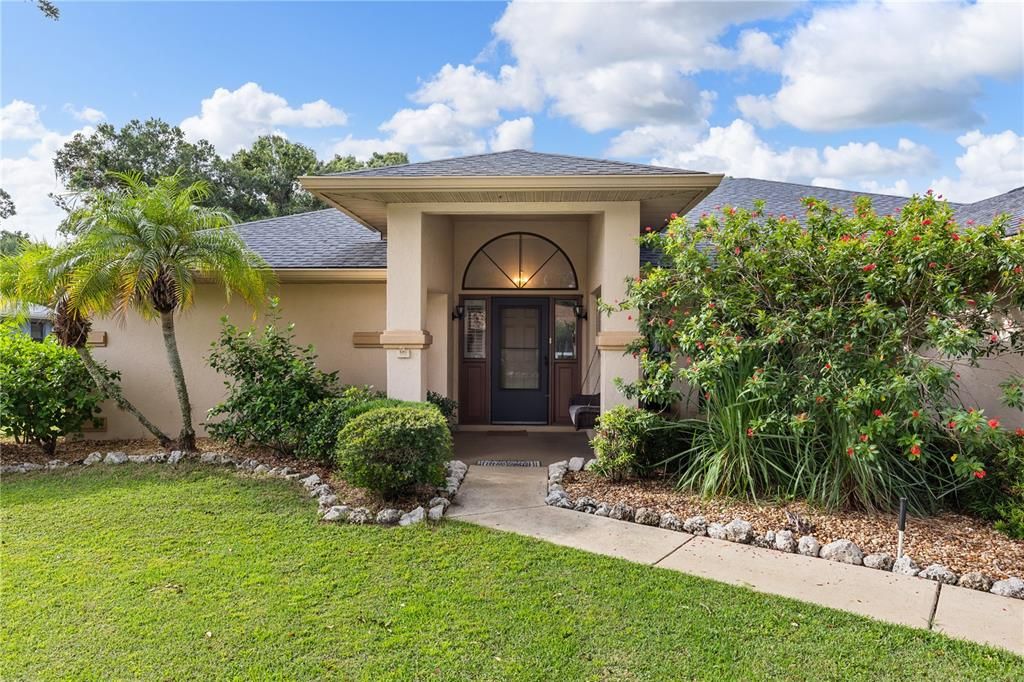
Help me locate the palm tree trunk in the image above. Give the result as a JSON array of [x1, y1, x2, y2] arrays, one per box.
[[160, 310, 196, 452], [76, 347, 173, 447]]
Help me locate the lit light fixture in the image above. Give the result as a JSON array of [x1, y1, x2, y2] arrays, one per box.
[[452, 304, 465, 320], [572, 303, 587, 320]]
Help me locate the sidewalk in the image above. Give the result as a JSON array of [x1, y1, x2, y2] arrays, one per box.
[[448, 464, 1023, 655]]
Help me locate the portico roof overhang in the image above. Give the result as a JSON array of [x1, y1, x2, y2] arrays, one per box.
[[298, 173, 725, 236]]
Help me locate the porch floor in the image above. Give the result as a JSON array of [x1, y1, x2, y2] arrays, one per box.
[[453, 430, 593, 467]]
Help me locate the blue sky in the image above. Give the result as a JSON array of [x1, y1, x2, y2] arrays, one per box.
[[2, 0, 1022, 239]]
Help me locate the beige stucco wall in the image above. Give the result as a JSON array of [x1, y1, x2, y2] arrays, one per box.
[[88, 281, 386, 440]]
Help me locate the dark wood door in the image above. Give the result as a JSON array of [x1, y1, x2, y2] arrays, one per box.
[[490, 297, 549, 424]]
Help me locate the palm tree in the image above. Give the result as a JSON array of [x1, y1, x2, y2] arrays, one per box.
[[0, 242, 173, 446], [61, 171, 272, 451]]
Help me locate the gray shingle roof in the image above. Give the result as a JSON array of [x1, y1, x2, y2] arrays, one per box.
[[641, 178, 1022, 266], [321, 149, 704, 178], [234, 209, 384, 269], [954, 186, 1024, 236]]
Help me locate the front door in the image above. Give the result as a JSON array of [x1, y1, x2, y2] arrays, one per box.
[[491, 297, 549, 424]]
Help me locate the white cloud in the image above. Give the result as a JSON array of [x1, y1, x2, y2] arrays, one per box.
[[1, 100, 48, 140], [63, 104, 106, 124], [492, 0, 791, 133], [607, 122, 709, 158], [412, 64, 541, 127], [652, 119, 936, 186], [379, 103, 486, 159], [180, 82, 347, 154], [931, 129, 1024, 202], [490, 117, 534, 151], [859, 179, 912, 197], [0, 108, 95, 241], [738, 0, 1024, 130], [736, 29, 783, 71]]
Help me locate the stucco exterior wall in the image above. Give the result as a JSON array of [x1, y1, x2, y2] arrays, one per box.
[[87, 281, 386, 440]]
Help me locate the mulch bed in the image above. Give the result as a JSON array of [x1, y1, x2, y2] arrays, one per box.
[[1, 437, 435, 514], [563, 471, 1024, 580]]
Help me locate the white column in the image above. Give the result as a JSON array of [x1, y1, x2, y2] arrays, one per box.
[[384, 205, 429, 401], [597, 202, 641, 412]]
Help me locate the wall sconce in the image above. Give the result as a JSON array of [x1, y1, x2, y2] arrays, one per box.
[[452, 304, 465, 320], [572, 304, 587, 320]]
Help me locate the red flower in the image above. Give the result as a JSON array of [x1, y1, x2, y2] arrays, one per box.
[[988, 418, 1000, 429], [910, 444, 921, 456], [746, 428, 754, 438], [873, 409, 883, 417], [847, 447, 855, 457], [928, 262, 937, 269], [885, 230, 895, 237], [951, 232, 960, 241], [824, 363, 832, 370], [990, 334, 999, 343], [734, 246, 741, 255], [862, 263, 877, 272], [912, 410, 920, 418], [708, 302, 716, 309], [696, 341, 704, 350], [627, 315, 632, 320], [948, 420, 957, 429], [670, 213, 678, 220], [668, 319, 675, 327], [974, 470, 986, 480], [912, 235, 922, 242], [922, 218, 932, 226], [645, 226, 652, 232], [859, 434, 869, 443], [1015, 428, 1024, 438]]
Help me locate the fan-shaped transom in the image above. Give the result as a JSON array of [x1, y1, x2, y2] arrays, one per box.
[[463, 233, 577, 290]]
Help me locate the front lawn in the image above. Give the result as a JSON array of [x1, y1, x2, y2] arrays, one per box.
[[2, 466, 1019, 680]]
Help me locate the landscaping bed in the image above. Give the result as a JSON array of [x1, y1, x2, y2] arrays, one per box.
[[1, 437, 465, 519], [563, 470, 1024, 579]]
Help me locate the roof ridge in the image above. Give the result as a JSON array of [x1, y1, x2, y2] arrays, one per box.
[[724, 176, 969, 205], [232, 208, 338, 229]]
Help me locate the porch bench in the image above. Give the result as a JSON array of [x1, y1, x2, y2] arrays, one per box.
[[568, 394, 600, 430]]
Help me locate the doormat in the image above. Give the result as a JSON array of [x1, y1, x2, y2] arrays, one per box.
[[475, 460, 542, 467]]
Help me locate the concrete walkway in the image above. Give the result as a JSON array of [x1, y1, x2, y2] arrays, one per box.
[[448, 457, 1023, 655]]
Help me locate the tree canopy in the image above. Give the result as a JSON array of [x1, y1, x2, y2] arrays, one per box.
[[51, 120, 407, 229]]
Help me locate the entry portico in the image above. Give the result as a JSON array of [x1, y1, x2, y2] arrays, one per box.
[[301, 150, 722, 425]]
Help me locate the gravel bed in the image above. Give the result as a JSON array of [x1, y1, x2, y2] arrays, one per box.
[[563, 471, 1024, 579], [1, 437, 448, 515]]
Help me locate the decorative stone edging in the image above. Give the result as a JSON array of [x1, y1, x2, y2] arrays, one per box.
[[544, 459, 1024, 601], [1, 452, 469, 527]]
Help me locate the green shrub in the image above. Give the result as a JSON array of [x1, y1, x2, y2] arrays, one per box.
[[614, 192, 1024, 512], [298, 385, 386, 463], [206, 301, 338, 455], [0, 323, 110, 455], [590, 405, 677, 481], [426, 390, 458, 432], [960, 436, 1024, 539], [336, 404, 451, 498]]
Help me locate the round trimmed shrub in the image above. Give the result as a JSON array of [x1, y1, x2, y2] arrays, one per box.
[[336, 404, 451, 498]]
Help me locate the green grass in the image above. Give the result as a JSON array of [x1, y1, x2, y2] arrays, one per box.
[[2, 466, 1019, 680]]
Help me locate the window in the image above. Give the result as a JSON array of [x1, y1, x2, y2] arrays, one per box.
[[554, 299, 577, 360], [463, 233, 577, 290], [463, 299, 486, 359]]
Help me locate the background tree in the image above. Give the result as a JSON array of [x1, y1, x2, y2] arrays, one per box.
[[0, 243, 173, 445], [0, 231, 30, 257], [52, 119, 224, 228], [51, 122, 408, 225], [35, 1, 59, 20], [0, 189, 16, 219], [62, 172, 272, 451], [218, 135, 322, 221]]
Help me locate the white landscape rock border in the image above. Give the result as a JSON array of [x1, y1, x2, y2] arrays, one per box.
[[545, 460, 1023, 601], [2, 452, 469, 527]]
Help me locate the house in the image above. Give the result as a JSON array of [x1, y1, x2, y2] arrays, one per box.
[[84, 151, 1024, 438], [2, 303, 53, 341]]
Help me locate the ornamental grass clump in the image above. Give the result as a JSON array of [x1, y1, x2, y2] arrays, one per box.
[[616, 192, 1024, 512]]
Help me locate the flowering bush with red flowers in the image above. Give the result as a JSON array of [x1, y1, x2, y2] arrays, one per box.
[[611, 192, 1024, 512]]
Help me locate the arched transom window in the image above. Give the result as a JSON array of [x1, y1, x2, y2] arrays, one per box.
[[463, 232, 578, 290]]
